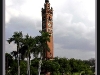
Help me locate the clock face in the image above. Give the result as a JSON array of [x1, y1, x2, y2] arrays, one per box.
[[48, 22, 51, 27]]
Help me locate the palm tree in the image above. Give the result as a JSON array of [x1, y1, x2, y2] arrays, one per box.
[[7, 31, 23, 75], [20, 31, 51, 75], [35, 30, 50, 60], [19, 45, 27, 60], [34, 30, 51, 75], [20, 34, 36, 75]]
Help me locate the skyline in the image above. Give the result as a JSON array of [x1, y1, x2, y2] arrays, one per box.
[[5, 0, 95, 60]]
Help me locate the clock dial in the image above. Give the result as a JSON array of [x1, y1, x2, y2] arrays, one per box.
[[48, 22, 51, 27]]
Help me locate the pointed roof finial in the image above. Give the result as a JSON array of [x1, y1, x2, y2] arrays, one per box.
[[45, 0, 49, 2]]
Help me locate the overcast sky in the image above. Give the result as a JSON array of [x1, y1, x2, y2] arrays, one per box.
[[5, 0, 95, 60]]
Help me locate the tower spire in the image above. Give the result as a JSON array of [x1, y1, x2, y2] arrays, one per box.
[[45, 0, 49, 2]]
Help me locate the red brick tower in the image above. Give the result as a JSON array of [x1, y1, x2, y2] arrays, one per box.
[[41, 0, 53, 59]]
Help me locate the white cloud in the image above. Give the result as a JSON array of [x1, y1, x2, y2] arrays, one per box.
[[6, 0, 13, 6], [5, 0, 20, 23], [67, 0, 95, 22], [5, 41, 17, 53], [53, 12, 95, 43]]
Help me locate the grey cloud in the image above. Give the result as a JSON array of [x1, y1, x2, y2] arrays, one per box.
[[6, 16, 42, 40], [54, 34, 95, 51], [54, 43, 95, 60], [53, 12, 95, 52]]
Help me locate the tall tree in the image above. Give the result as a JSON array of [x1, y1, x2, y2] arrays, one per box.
[[20, 34, 36, 75], [35, 30, 50, 59], [36, 30, 51, 75], [7, 31, 23, 75]]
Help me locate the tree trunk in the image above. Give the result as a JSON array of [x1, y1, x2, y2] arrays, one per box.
[[29, 53, 30, 75], [38, 53, 42, 75], [17, 45, 20, 75], [27, 57, 29, 75], [27, 53, 30, 75]]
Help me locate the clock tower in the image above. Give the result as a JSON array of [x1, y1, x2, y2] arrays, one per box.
[[41, 0, 53, 59]]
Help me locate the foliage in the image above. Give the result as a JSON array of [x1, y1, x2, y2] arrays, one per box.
[[6, 31, 95, 75], [5, 52, 95, 75]]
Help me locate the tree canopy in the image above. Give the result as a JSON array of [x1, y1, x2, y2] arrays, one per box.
[[6, 31, 95, 75]]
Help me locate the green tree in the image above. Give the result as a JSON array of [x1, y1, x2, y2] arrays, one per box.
[[20, 34, 36, 75], [57, 58, 71, 75], [69, 58, 78, 74], [20, 60, 27, 75], [10, 60, 17, 75], [41, 60, 60, 75], [7, 31, 23, 75], [35, 30, 50, 59], [31, 58, 39, 75], [34, 31, 50, 75], [5, 53, 13, 75]]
